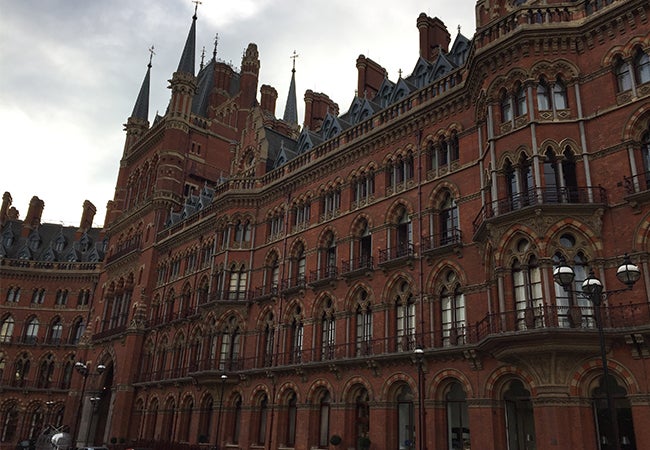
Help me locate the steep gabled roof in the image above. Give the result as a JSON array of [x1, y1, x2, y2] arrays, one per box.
[[177, 13, 197, 75]]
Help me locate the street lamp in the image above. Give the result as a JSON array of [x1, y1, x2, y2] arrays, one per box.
[[413, 346, 425, 450], [86, 396, 102, 445], [215, 373, 228, 450], [553, 254, 641, 450], [73, 362, 106, 447]]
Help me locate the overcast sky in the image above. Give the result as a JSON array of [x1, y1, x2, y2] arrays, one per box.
[[0, 0, 477, 227]]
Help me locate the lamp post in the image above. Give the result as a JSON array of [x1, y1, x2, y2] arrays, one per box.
[[553, 254, 641, 450], [413, 346, 425, 450], [215, 373, 228, 450], [86, 396, 102, 445], [73, 362, 106, 447]]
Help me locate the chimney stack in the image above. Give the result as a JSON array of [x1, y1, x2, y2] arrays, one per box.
[[304, 90, 339, 131], [24, 196, 44, 231], [356, 55, 387, 100], [260, 84, 278, 116], [417, 13, 451, 62], [0, 192, 12, 227], [80, 200, 97, 232]]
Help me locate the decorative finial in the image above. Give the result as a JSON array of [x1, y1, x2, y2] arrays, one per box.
[[398, 68, 403, 79], [148, 45, 155, 68], [458, 24, 461, 34], [290, 50, 299, 73], [200, 46, 206, 70], [213, 33, 219, 60], [192, 0, 202, 18]]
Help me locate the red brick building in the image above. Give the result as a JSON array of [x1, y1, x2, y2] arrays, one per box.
[[2, 1, 650, 449]]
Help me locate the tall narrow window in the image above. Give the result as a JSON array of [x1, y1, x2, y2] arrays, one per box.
[[355, 292, 373, 356], [396, 386, 415, 450], [0, 316, 14, 343], [232, 395, 242, 445], [440, 192, 459, 245], [396, 282, 415, 351], [290, 310, 304, 364], [616, 58, 633, 92], [49, 317, 63, 344], [642, 129, 650, 190], [321, 301, 336, 361], [513, 254, 543, 330], [634, 48, 650, 84], [446, 382, 470, 450], [500, 90, 512, 123], [514, 83, 527, 117], [286, 392, 297, 447], [24, 317, 39, 344], [537, 77, 551, 111], [441, 283, 466, 346], [592, 375, 636, 449], [553, 77, 568, 109], [504, 380, 536, 450], [319, 392, 331, 447], [258, 395, 268, 445]]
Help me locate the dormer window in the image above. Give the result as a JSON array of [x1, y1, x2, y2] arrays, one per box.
[[29, 234, 40, 251], [54, 236, 66, 252], [79, 234, 91, 252]]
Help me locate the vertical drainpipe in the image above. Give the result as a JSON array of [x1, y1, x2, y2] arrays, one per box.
[[267, 187, 292, 450], [574, 83, 594, 202]]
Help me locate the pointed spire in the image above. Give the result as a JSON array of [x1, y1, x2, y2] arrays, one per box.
[[130, 47, 154, 121], [176, 5, 199, 75], [213, 33, 219, 61], [283, 50, 299, 124]]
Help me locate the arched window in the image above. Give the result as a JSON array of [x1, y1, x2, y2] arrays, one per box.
[[440, 271, 466, 346], [257, 394, 269, 445], [145, 399, 158, 441], [642, 128, 650, 190], [553, 76, 568, 109], [286, 392, 297, 447], [615, 57, 632, 92], [37, 353, 55, 388], [262, 312, 275, 367], [290, 307, 304, 364], [320, 298, 336, 361], [24, 316, 40, 344], [228, 265, 248, 301], [355, 291, 373, 356], [512, 252, 543, 330], [504, 380, 536, 449], [61, 355, 75, 389], [292, 243, 306, 285], [324, 233, 337, 275], [500, 89, 512, 123], [0, 401, 19, 442], [70, 318, 85, 345], [0, 316, 14, 343], [13, 352, 30, 387], [537, 77, 551, 111], [396, 385, 415, 450], [266, 252, 280, 294], [219, 317, 241, 371], [48, 317, 63, 344], [439, 191, 460, 246], [179, 397, 193, 443], [553, 245, 594, 328], [318, 391, 332, 447], [446, 382, 470, 450], [634, 48, 650, 84], [198, 395, 213, 443], [514, 83, 527, 117], [395, 282, 415, 351], [592, 375, 636, 449], [232, 394, 242, 445], [354, 389, 370, 448], [396, 208, 413, 256]]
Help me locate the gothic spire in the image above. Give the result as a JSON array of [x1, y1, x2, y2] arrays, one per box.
[[176, 6, 198, 75], [282, 50, 299, 124], [130, 47, 154, 121]]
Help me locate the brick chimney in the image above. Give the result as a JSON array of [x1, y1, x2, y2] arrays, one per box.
[[0, 192, 12, 226], [304, 90, 339, 131], [260, 84, 278, 116], [79, 200, 97, 232], [417, 13, 451, 62], [24, 196, 44, 231], [356, 55, 387, 100]]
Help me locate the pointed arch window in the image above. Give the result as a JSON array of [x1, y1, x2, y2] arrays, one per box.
[[514, 83, 527, 117], [290, 310, 304, 364], [61, 355, 75, 389], [592, 375, 636, 449], [0, 316, 14, 343], [257, 394, 269, 445], [13, 352, 30, 387], [232, 394, 242, 444], [536, 77, 551, 111], [446, 382, 470, 450], [634, 48, 650, 84], [441, 282, 466, 346], [262, 312, 275, 367], [70, 317, 85, 345], [500, 89, 512, 123], [48, 317, 63, 344], [0, 402, 19, 443], [321, 299, 336, 361], [5, 287, 20, 303], [553, 246, 594, 328], [513, 254, 543, 330], [37, 353, 55, 388], [504, 380, 536, 449], [219, 317, 241, 371], [439, 191, 460, 246], [615, 57, 633, 92], [553, 76, 568, 109], [24, 317, 39, 344], [318, 391, 332, 447], [395, 282, 415, 351], [198, 395, 213, 442], [396, 385, 415, 450], [355, 291, 373, 356], [286, 392, 297, 447]]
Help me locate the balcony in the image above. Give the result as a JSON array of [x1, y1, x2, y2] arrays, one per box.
[[308, 266, 338, 288], [341, 256, 374, 278], [623, 171, 650, 206], [378, 243, 415, 269], [209, 289, 252, 303], [280, 276, 306, 295], [473, 186, 607, 240], [421, 229, 462, 258]]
